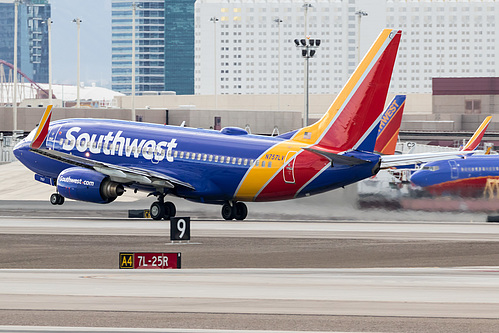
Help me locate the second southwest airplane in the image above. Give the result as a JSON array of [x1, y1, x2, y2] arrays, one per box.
[[15, 29, 406, 221]]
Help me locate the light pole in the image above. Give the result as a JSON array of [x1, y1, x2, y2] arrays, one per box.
[[294, 37, 320, 127], [210, 16, 218, 109], [73, 18, 82, 108], [13, 0, 20, 131], [303, 3, 312, 36], [131, 3, 139, 121], [44, 18, 53, 105], [274, 18, 282, 111], [355, 10, 368, 64]]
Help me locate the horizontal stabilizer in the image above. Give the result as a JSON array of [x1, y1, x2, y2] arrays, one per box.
[[303, 147, 370, 166]]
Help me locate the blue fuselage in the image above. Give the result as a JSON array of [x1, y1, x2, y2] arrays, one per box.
[[14, 119, 380, 204], [410, 156, 499, 197]]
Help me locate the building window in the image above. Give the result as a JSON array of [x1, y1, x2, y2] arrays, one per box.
[[465, 100, 481, 114]]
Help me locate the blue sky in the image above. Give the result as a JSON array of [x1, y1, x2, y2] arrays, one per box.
[[50, 0, 112, 88]]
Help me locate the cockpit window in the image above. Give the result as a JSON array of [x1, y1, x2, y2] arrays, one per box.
[[422, 165, 439, 171]]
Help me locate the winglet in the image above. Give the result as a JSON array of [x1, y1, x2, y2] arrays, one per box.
[[461, 116, 492, 151], [30, 105, 53, 149], [374, 95, 406, 155]]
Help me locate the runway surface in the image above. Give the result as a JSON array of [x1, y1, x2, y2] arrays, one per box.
[[1, 213, 499, 332]]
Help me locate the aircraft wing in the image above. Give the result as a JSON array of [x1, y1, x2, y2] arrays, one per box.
[[30, 147, 195, 190], [380, 151, 472, 168]]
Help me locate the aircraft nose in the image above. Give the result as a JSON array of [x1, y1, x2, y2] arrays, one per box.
[[409, 170, 426, 187], [13, 140, 28, 161]]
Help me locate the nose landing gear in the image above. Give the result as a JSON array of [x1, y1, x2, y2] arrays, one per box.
[[221, 201, 248, 221]]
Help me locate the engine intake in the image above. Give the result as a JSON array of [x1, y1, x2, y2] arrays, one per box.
[[57, 167, 124, 204]]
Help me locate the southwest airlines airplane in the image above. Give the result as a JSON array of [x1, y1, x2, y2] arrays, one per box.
[[15, 29, 413, 221], [410, 155, 499, 197], [409, 116, 495, 197]]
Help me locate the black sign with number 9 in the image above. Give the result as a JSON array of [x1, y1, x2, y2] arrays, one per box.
[[170, 217, 190, 241]]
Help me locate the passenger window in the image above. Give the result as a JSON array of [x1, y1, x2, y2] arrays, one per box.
[[255, 160, 259, 166], [215, 155, 219, 162], [203, 154, 207, 161], [174, 151, 178, 158], [209, 155, 213, 162], [261, 161, 266, 167], [185, 152, 190, 159], [220, 156, 224, 163], [238, 158, 242, 165], [268, 161, 272, 168], [197, 153, 201, 160], [232, 157, 236, 164], [244, 159, 248, 166], [192, 154, 196, 160], [227, 157, 231, 164], [250, 159, 254, 165]]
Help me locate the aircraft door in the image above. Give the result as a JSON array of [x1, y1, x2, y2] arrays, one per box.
[[448, 160, 459, 179], [283, 151, 297, 184], [49, 125, 62, 150]]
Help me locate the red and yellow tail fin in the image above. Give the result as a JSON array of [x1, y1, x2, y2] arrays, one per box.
[[461, 116, 492, 151], [30, 105, 53, 149], [374, 95, 406, 155], [290, 29, 402, 152]]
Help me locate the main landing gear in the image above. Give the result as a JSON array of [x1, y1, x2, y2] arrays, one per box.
[[150, 194, 176, 220], [50, 193, 64, 205], [221, 201, 248, 221]]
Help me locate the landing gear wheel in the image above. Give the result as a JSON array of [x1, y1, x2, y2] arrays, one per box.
[[234, 202, 248, 221], [150, 201, 165, 220], [221, 203, 235, 220], [50, 193, 64, 205], [163, 201, 177, 220]]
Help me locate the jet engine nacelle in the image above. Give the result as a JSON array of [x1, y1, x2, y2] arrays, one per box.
[[57, 167, 124, 204]]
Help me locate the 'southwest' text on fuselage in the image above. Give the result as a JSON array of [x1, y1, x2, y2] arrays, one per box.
[[62, 127, 178, 163]]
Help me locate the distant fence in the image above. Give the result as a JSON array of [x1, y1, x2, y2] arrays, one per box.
[[0, 133, 22, 162]]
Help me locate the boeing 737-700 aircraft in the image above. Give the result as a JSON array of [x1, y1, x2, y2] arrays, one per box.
[[409, 116, 495, 197], [15, 29, 405, 220]]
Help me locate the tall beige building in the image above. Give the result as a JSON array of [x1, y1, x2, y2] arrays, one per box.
[[195, 0, 499, 95]]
